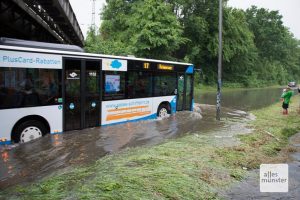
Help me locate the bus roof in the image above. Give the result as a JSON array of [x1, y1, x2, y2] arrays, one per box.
[[0, 37, 84, 52], [0, 44, 193, 66]]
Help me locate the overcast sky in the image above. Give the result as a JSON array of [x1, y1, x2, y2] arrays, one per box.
[[69, 0, 106, 37], [69, 0, 300, 39]]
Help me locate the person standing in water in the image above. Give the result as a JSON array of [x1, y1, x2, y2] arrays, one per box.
[[281, 86, 294, 115]]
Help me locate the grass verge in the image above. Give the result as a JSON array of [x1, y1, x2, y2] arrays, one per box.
[[1, 96, 300, 200], [215, 95, 300, 170]]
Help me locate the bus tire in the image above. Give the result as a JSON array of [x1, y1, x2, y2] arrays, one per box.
[[14, 120, 47, 143], [157, 104, 170, 118]]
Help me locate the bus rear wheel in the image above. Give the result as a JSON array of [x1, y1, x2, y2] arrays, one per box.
[[157, 104, 170, 118], [14, 120, 47, 143]]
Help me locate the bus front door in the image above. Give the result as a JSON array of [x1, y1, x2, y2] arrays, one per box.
[[177, 73, 185, 111], [185, 74, 193, 111], [64, 59, 101, 131], [64, 59, 81, 131], [85, 61, 101, 128], [177, 73, 193, 111]]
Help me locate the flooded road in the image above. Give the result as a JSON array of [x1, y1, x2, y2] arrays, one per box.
[[0, 105, 248, 189], [0, 87, 283, 190], [197, 87, 282, 111]]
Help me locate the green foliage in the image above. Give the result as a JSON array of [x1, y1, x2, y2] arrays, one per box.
[[87, 0, 186, 60], [131, 0, 187, 59], [244, 6, 300, 85], [85, 27, 133, 55], [85, 0, 300, 87], [221, 8, 258, 86], [245, 6, 289, 61]]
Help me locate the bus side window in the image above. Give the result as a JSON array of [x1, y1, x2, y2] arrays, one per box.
[[154, 73, 176, 96], [127, 71, 152, 99], [0, 68, 61, 109]]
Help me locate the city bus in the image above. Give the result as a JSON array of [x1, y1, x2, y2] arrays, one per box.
[[0, 38, 194, 145]]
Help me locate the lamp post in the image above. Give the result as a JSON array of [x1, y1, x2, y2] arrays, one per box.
[[216, 0, 223, 121]]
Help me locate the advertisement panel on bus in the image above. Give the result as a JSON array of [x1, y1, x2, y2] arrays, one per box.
[[101, 96, 177, 125], [0, 50, 62, 69]]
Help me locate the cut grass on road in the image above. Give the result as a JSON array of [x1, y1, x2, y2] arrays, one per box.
[[1, 96, 300, 200]]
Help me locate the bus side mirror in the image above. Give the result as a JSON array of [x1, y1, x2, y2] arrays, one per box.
[[174, 89, 177, 95]]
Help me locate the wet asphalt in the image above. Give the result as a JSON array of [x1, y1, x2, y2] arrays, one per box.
[[0, 104, 234, 189], [1, 87, 299, 199]]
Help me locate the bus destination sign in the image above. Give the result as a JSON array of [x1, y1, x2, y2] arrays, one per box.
[[157, 64, 173, 71]]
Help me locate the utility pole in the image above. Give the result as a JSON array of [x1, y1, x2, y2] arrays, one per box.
[[216, 0, 223, 121], [91, 0, 96, 30]]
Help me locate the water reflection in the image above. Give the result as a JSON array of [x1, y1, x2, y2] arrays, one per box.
[[1, 152, 9, 163], [195, 87, 283, 111], [51, 134, 63, 147], [0, 106, 227, 189], [0, 88, 284, 189]]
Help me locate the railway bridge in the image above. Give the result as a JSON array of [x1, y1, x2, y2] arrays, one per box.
[[0, 0, 84, 46]]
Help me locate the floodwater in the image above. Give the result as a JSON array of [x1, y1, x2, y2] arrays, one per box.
[[0, 87, 283, 190], [0, 106, 221, 189], [197, 87, 283, 111]]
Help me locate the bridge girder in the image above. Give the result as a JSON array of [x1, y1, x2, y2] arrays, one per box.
[[0, 0, 84, 46]]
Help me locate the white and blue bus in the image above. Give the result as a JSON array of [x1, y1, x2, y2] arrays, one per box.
[[0, 38, 194, 144]]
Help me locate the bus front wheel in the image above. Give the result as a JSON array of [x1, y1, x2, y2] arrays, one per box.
[[14, 120, 47, 143], [157, 104, 170, 118]]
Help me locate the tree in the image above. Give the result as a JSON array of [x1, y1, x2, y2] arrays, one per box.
[[85, 0, 300, 87], [96, 0, 186, 59], [128, 0, 186, 59], [221, 8, 258, 86], [85, 27, 132, 55], [245, 6, 290, 61], [168, 1, 257, 85], [245, 6, 300, 84]]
